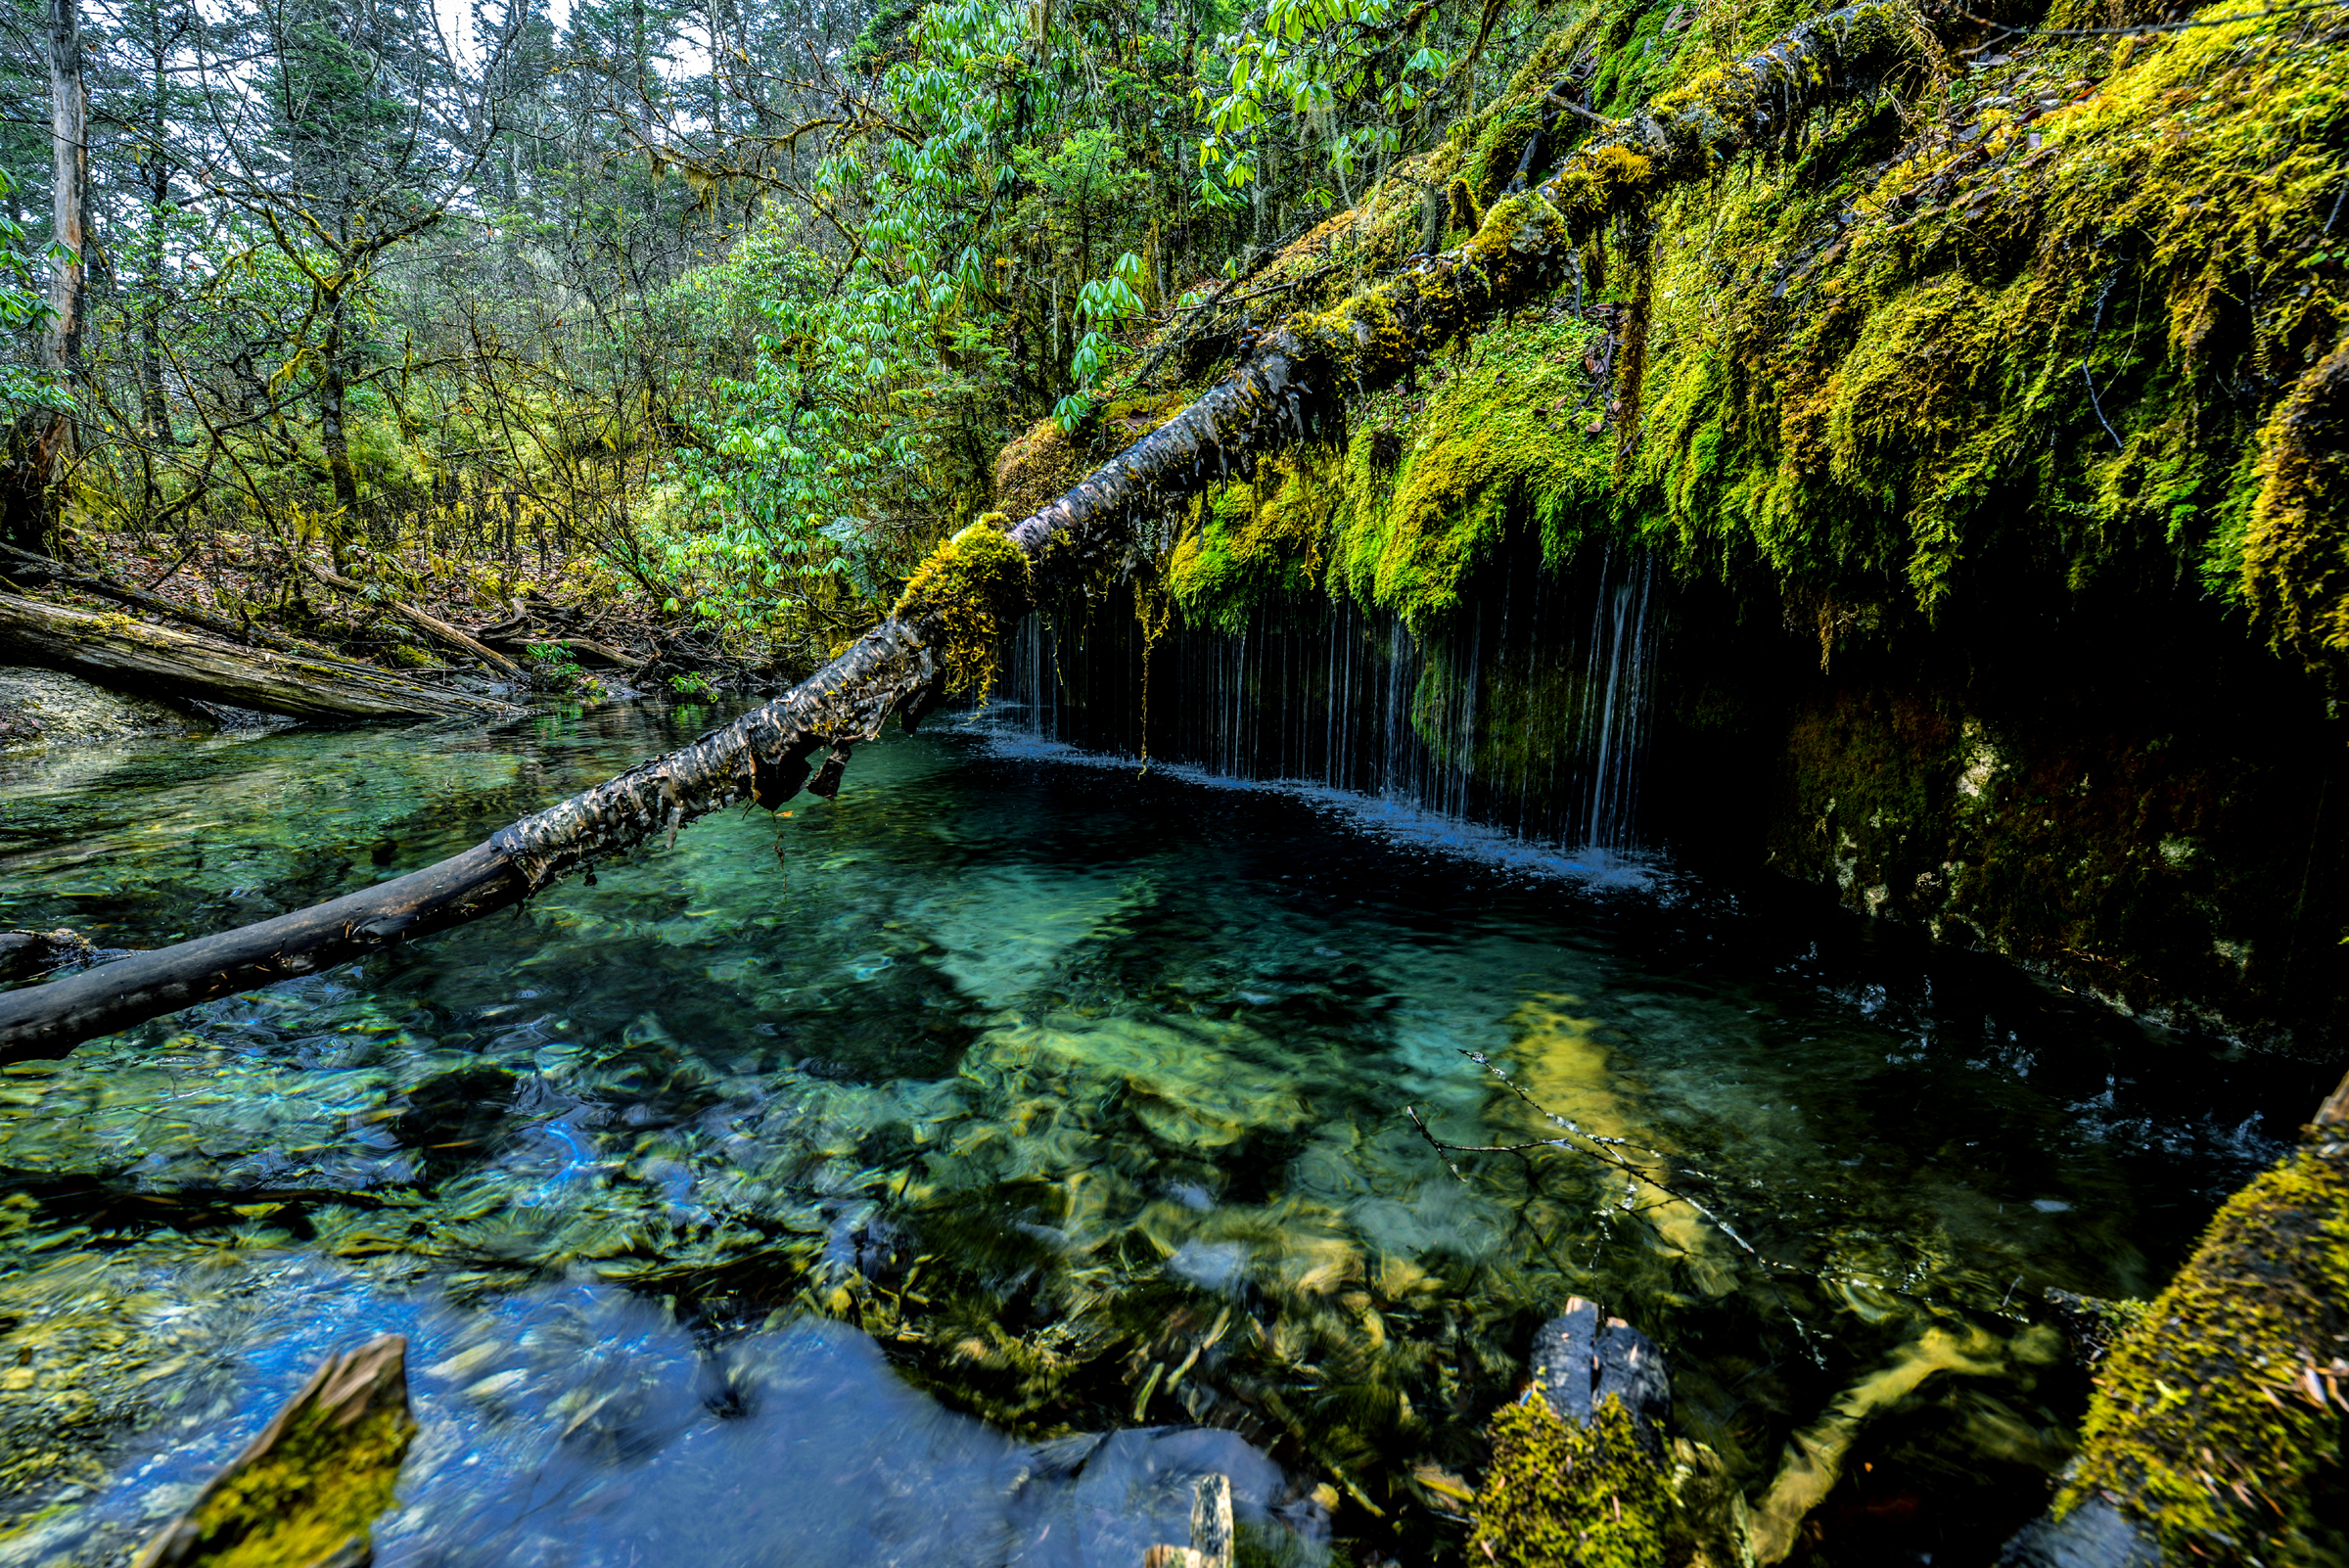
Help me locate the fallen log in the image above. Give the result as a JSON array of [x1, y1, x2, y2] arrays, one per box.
[[299, 559, 528, 677], [0, 592, 498, 720], [0, 3, 1910, 1059], [0, 541, 351, 664], [2000, 1066, 2349, 1567]]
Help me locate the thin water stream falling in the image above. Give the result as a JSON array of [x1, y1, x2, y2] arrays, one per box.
[[990, 549, 1664, 858]]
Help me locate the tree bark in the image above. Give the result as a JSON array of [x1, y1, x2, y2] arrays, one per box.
[[0, 3, 1910, 1060], [2, 0, 88, 556], [0, 592, 500, 720], [47, 0, 87, 400], [319, 285, 359, 523]]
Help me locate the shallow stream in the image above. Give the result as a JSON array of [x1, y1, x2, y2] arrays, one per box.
[[0, 701, 2320, 1565]]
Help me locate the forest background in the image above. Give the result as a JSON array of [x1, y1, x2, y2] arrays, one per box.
[[0, 0, 1557, 679]]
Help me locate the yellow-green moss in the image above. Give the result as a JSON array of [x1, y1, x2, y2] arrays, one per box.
[[991, 392, 1192, 522], [2055, 1132, 2349, 1563], [1330, 310, 1613, 628], [1469, 1392, 1668, 1568], [172, 1377, 414, 1567], [1166, 456, 1335, 632], [1616, 0, 2349, 622], [893, 520, 1034, 692], [2242, 332, 2349, 687], [1167, 307, 1613, 632]]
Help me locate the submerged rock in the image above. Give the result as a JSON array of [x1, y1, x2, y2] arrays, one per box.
[[136, 1334, 415, 1568], [0, 927, 96, 984], [0, 667, 211, 749]]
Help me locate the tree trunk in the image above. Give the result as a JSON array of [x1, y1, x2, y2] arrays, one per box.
[[47, 0, 86, 399], [319, 286, 359, 520], [0, 2, 1910, 1060], [2, 0, 89, 556], [138, 14, 171, 444], [0, 592, 500, 720]]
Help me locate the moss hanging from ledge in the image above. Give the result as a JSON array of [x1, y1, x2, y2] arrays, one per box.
[[2244, 333, 2349, 691], [892, 519, 1034, 694], [1168, 307, 1614, 631]]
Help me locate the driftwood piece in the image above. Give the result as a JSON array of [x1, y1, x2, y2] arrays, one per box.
[[1143, 1473, 1235, 1568], [299, 560, 527, 677], [0, 4, 1910, 1059], [0, 592, 494, 720], [138, 1333, 415, 1568]]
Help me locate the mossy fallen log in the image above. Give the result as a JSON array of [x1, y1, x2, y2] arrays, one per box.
[[0, 541, 356, 665], [2003, 1072, 2349, 1568], [0, 3, 1911, 1059], [137, 1333, 414, 1568], [0, 592, 498, 721]]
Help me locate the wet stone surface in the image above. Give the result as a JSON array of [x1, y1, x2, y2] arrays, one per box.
[[0, 701, 2324, 1565]]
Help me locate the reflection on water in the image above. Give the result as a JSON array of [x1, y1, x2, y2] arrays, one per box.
[[0, 703, 2319, 1565]]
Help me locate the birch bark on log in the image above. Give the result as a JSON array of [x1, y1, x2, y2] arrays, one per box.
[[0, 3, 1910, 1059]]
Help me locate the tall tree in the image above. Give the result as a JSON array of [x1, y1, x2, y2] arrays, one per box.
[[0, 0, 86, 553]]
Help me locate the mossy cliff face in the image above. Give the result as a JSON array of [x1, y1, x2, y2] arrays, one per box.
[[1663, 566, 2349, 1047], [972, 0, 2349, 1051]]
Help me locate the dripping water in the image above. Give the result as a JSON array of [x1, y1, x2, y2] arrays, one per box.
[[986, 547, 1666, 858]]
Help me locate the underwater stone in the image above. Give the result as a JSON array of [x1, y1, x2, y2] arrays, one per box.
[[1999, 1499, 2163, 1568]]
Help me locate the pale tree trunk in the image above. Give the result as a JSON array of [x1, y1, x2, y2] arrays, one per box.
[[47, 0, 86, 408], [3, 0, 88, 555], [0, 2, 1911, 1059]]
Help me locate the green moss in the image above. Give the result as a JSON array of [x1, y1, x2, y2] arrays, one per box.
[[893, 520, 1034, 692], [1468, 1392, 1668, 1568], [2055, 1133, 2349, 1564], [1328, 310, 1613, 629], [1166, 457, 1334, 632], [2243, 333, 2349, 688], [1166, 307, 1615, 633], [173, 1369, 414, 1567]]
